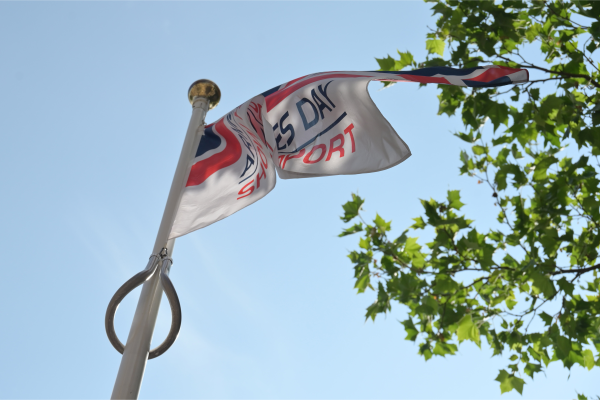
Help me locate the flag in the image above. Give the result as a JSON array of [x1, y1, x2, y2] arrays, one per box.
[[170, 66, 528, 238]]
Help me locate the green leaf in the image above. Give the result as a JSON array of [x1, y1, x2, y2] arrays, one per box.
[[555, 336, 572, 360], [401, 318, 419, 342], [341, 193, 365, 222], [354, 269, 370, 294], [506, 298, 518, 310], [457, 314, 480, 345], [487, 102, 509, 131], [375, 55, 395, 71], [532, 156, 558, 181], [495, 164, 528, 191], [380, 256, 398, 275], [524, 362, 542, 378], [365, 282, 391, 321], [582, 349, 595, 370], [539, 312, 553, 326], [374, 214, 391, 233], [433, 342, 458, 357], [495, 370, 525, 394], [530, 272, 557, 299], [416, 295, 439, 316], [359, 237, 371, 250], [433, 274, 459, 294], [419, 343, 433, 361], [472, 145, 487, 155], [396, 50, 414, 70], [556, 277, 575, 296], [492, 135, 513, 146], [539, 229, 559, 257], [447, 190, 465, 210], [411, 216, 426, 229], [426, 39, 445, 56], [339, 222, 363, 237], [454, 131, 475, 143], [404, 237, 422, 255]]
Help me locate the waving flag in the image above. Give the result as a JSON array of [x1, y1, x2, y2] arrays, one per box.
[[170, 66, 528, 238]]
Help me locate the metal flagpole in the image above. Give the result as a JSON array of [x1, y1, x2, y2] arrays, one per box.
[[109, 80, 221, 400]]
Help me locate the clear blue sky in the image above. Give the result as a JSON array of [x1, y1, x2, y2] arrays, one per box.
[[0, 2, 596, 399]]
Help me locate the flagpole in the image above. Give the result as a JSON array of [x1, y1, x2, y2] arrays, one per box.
[[111, 80, 221, 400]]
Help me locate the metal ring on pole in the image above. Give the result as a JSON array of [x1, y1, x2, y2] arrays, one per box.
[[105, 255, 160, 355], [148, 257, 181, 359], [105, 254, 182, 359]]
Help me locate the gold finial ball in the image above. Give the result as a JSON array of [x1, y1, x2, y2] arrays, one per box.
[[188, 79, 221, 109]]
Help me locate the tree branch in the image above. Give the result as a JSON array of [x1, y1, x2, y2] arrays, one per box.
[[519, 77, 564, 84], [497, 55, 600, 88], [552, 263, 600, 275]]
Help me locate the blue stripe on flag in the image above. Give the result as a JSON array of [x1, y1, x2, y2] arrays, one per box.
[[195, 125, 221, 158], [279, 112, 348, 155], [261, 85, 281, 97]]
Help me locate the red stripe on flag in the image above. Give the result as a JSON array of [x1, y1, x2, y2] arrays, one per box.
[[396, 75, 450, 84], [280, 74, 308, 89], [186, 119, 242, 187], [463, 66, 522, 82]]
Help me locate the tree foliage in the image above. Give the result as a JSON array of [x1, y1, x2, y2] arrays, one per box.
[[341, 1, 600, 396]]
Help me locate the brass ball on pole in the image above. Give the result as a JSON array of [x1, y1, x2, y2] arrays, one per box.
[[188, 79, 221, 109]]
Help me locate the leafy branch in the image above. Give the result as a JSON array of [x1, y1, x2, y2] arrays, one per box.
[[347, 0, 600, 397]]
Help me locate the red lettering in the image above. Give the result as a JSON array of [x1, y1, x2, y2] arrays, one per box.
[[303, 144, 326, 164], [256, 166, 267, 188], [282, 149, 306, 169], [237, 180, 254, 199], [234, 109, 243, 121], [257, 146, 268, 169], [278, 155, 286, 168], [240, 123, 258, 139], [248, 102, 262, 115], [247, 139, 270, 170], [343, 123, 356, 153], [326, 134, 345, 161]]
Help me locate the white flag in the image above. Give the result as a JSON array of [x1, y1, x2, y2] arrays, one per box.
[[170, 66, 528, 238]]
